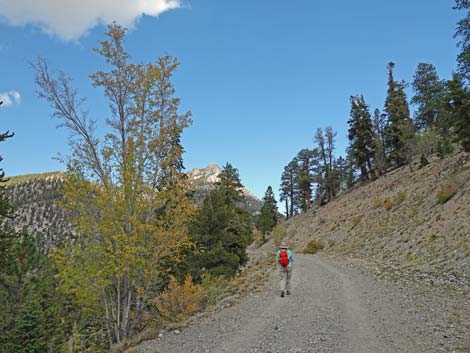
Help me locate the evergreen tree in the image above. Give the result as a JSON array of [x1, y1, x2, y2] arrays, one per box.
[[443, 74, 470, 152], [383, 62, 412, 168], [279, 160, 297, 218], [14, 296, 47, 353], [411, 63, 446, 130], [372, 108, 387, 177], [348, 95, 375, 182], [345, 147, 357, 189], [256, 186, 278, 242], [188, 164, 252, 278], [314, 127, 337, 203], [294, 149, 318, 211], [334, 156, 348, 192], [454, 0, 470, 83], [0, 234, 74, 353], [0, 103, 14, 276], [217, 162, 244, 204]]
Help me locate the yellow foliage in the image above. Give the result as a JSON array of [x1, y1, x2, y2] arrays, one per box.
[[155, 275, 204, 323], [272, 222, 287, 246], [252, 227, 263, 247], [383, 198, 393, 210]]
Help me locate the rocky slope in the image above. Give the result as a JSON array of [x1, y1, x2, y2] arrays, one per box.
[[283, 151, 470, 285], [3, 172, 74, 251]]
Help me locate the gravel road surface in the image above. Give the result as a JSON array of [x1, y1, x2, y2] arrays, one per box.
[[137, 254, 469, 353]]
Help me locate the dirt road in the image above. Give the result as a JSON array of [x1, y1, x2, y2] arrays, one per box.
[[137, 254, 469, 353]]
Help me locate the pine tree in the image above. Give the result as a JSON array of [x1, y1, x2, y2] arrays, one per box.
[[443, 74, 470, 152], [345, 147, 357, 189], [334, 156, 348, 192], [256, 186, 278, 242], [314, 127, 337, 203], [279, 160, 297, 218], [454, 0, 470, 83], [372, 108, 387, 176], [188, 164, 252, 278], [216, 162, 244, 204], [383, 62, 412, 168], [348, 95, 375, 182], [294, 149, 318, 211], [411, 63, 446, 130], [0, 103, 15, 276]]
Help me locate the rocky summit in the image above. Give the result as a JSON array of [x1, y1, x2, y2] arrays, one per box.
[[187, 164, 262, 214]]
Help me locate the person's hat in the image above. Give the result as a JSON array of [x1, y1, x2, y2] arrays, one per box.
[[280, 241, 289, 249]]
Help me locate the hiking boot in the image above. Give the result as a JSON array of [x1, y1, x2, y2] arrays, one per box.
[[281, 291, 285, 297], [286, 290, 291, 295]]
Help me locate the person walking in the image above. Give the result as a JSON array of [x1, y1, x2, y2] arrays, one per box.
[[276, 241, 294, 297]]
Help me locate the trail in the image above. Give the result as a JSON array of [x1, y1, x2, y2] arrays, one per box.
[[137, 254, 467, 353]]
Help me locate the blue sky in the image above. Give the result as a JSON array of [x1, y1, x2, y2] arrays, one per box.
[[0, 0, 462, 202]]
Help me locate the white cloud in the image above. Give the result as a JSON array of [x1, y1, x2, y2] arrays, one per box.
[[0, 91, 21, 107], [0, 0, 181, 41]]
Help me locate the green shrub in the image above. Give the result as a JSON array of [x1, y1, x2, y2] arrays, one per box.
[[436, 182, 457, 204], [395, 191, 407, 204], [303, 240, 324, 254], [372, 198, 382, 209], [200, 273, 229, 307], [419, 154, 429, 168]]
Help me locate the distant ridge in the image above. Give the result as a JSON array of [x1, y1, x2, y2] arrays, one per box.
[[2, 165, 261, 252], [5, 171, 64, 185]]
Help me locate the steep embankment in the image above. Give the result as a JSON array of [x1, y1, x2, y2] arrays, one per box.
[[285, 152, 470, 284]]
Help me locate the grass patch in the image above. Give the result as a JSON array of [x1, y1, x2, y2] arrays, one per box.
[[303, 239, 325, 254], [395, 191, 407, 205], [436, 181, 457, 204], [372, 197, 382, 209], [351, 215, 362, 229], [110, 328, 159, 353]]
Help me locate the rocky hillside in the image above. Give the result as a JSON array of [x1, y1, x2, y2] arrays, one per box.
[[283, 152, 470, 284], [187, 163, 262, 214], [3, 165, 261, 250], [3, 172, 74, 252]]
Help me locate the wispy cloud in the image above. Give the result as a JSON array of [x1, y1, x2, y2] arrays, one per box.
[[0, 90, 21, 107], [0, 0, 181, 41]]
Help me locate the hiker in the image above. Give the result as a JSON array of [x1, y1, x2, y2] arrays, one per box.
[[276, 241, 294, 297]]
